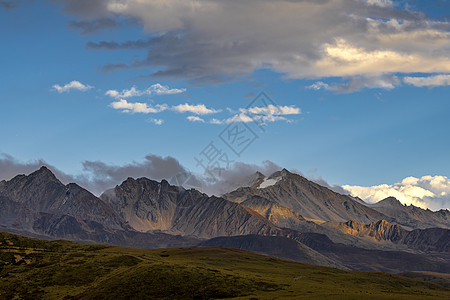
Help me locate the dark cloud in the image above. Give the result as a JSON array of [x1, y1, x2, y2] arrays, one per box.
[[0, 154, 75, 185], [69, 18, 120, 35], [310, 176, 350, 195], [202, 161, 282, 196], [78, 155, 186, 194], [0, 0, 17, 10], [87, 37, 157, 50], [50, 0, 450, 84], [0, 153, 281, 197], [0, 153, 185, 196]]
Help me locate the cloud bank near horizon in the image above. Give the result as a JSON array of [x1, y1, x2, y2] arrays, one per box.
[[1, 153, 448, 211], [343, 176, 450, 211], [0, 154, 280, 197]]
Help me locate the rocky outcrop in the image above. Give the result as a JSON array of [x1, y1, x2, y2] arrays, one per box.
[[326, 219, 406, 242], [370, 197, 450, 229], [324, 219, 449, 252], [101, 177, 281, 239], [240, 196, 324, 233]]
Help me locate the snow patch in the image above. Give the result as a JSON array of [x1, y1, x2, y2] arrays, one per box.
[[258, 177, 281, 189]]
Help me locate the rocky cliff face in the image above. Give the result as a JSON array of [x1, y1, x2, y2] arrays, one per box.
[[101, 177, 281, 239], [326, 219, 406, 242], [324, 219, 449, 252], [370, 197, 450, 230], [224, 169, 388, 224], [240, 196, 325, 233]]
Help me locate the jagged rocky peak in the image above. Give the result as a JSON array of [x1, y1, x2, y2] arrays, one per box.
[[370, 219, 401, 231], [3, 166, 63, 194], [32, 166, 57, 177], [247, 171, 266, 188], [255, 168, 293, 189], [374, 197, 404, 208], [11, 165, 60, 184], [268, 168, 292, 179]]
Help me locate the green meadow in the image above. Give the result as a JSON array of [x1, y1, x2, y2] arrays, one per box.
[[0, 232, 448, 299]]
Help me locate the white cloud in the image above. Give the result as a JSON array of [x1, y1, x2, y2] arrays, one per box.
[[307, 81, 330, 91], [242, 105, 301, 116], [150, 83, 186, 95], [224, 113, 255, 124], [172, 103, 220, 115], [52, 80, 93, 93], [105, 83, 186, 99], [403, 74, 450, 87], [110, 99, 168, 114], [207, 104, 301, 125], [147, 118, 164, 125], [343, 175, 450, 210], [187, 115, 205, 123], [109, 99, 299, 125]]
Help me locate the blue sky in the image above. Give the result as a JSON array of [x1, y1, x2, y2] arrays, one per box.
[[1, 0, 450, 210]]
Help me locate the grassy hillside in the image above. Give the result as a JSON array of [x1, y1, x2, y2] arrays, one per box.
[[401, 271, 450, 288], [0, 232, 449, 299]]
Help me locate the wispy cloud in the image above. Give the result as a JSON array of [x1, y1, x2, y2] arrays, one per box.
[[224, 113, 255, 124], [307, 73, 450, 93], [52, 80, 93, 93], [0, 0, 16, 10], [110, 99, 168, 114], [307, 81, 331, 91], [187, 116, 205, 123], [209, 118, 224, 125], [147, 118, 164, 125], [204, 104, 301, 125], [343, 175, 450, 210], [105, 83, 186, 99], [241, 105, 301, 116], [306, 75, 401, 93], [68, 18, 120, 35], [172, 103, 220, 115], [403, 74, 450, 87]]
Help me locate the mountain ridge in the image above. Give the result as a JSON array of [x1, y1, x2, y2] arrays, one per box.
[[1, 166, 449, 274]]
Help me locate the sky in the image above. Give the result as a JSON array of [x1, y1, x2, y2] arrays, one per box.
[[1, 0, 450, 210]]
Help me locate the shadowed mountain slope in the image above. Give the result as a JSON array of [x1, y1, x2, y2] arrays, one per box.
[[0, 167, 199, 248]]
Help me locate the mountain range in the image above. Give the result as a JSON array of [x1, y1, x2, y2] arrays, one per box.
[[0, 166, 449, 274]]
